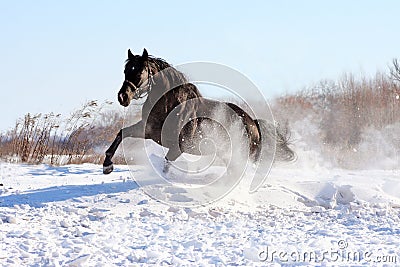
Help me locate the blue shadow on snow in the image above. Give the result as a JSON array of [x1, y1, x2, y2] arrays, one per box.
[[25, 164, 127, 177], [0, 181, 139, 208]]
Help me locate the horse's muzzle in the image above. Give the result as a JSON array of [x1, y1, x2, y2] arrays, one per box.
[[118, 93, 124, 104], [118, 92, 130, 107]]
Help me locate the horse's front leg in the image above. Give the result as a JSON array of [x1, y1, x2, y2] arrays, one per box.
[[103, 121, 145, 174]]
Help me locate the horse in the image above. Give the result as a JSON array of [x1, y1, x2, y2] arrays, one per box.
[[103, 48, 294, 175]]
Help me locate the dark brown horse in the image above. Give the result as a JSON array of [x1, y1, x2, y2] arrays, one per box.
[[103, 49, 294, 174]]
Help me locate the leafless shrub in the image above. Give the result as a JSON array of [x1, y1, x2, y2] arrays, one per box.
[[273, 69, 400, 168], [390, 58, 400, 83], [273, 73, 400, 140]]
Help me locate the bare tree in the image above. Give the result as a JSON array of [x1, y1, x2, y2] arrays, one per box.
[[390, 58, 400, 82]]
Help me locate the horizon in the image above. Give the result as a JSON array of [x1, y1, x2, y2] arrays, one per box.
[[1, 1, 399, 132]]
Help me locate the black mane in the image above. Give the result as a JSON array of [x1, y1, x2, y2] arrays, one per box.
[[126, 55, 203, 98]]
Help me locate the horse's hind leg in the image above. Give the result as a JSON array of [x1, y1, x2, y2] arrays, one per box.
[[103, 121, 144, 174], [163, 147, 182, 173]]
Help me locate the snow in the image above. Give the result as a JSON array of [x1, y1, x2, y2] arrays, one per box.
[[1, 160, 399, 266]]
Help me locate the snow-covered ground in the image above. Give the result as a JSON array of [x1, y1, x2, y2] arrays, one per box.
[[1, 157, 399, 266]]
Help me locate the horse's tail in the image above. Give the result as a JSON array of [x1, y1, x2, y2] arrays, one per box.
[[254, 119, 296, 162]]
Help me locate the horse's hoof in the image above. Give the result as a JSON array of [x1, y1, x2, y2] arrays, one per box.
[[103, 164, 114, 174], [163, 161, 170, 173]]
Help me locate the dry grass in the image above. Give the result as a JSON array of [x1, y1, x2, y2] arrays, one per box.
[[0, 100, 127, 165]]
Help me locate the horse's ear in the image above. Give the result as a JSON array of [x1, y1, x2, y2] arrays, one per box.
[[142, 48, 149, 61], [128, 49, 134, 59]]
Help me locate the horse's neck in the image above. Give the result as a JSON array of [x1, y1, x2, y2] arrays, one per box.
[[141, 77, 171, 117], [141, 69, 201, 118]]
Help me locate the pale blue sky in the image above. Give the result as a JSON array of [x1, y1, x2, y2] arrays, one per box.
[[1, 1, 399, 131]]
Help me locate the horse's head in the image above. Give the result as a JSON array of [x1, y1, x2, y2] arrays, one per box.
[[118, 48, 151, 107]]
